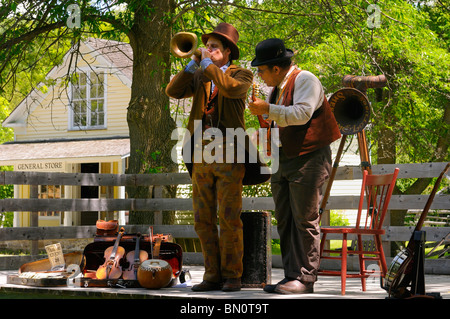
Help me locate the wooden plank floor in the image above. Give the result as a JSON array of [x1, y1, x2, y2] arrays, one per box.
[[1, 266, 448, 300]]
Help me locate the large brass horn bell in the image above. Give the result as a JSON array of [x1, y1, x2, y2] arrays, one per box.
[[170, 32, 201, 59], [328, 87, 371, 135]]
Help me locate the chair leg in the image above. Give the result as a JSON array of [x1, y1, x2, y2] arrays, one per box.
[[376, 235, 388, 276], [341, 234, 347, 295], [357, 234, 366, 291], [319, 233, 327, 257]]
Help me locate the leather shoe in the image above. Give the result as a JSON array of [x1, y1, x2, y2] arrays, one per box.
[[191, 280, 221, 292], [263, 277, 290, 293], [274, 279, 314, 294], [222, 278, 241, 292]]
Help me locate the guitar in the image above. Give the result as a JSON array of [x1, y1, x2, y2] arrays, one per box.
[[252, 83, 272, 156], [383, 163, 449, 297], [96, 227, 125, 280]]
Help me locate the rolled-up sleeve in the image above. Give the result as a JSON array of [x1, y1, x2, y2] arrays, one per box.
[[268, 71, 324, 127]]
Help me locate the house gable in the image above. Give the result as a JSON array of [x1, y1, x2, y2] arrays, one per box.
[[2, 38, 133, 142]]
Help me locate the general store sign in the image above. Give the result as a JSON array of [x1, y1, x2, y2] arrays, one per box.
[[15, 161, 64, 171]]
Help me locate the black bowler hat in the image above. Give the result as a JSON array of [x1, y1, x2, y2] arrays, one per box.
[[251, 38, 294, 67]]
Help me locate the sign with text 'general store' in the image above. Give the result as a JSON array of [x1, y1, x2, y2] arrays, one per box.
[[15, 161, 64, 171]]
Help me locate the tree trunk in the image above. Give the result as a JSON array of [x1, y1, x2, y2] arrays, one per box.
[[377, 125, 406, 228], [126, 0, 177, 225]]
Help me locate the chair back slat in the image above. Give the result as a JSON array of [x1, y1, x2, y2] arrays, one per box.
[[356, 168, 399, 230]]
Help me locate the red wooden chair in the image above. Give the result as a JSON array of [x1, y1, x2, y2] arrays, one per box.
[[319, 168, 399, 295]]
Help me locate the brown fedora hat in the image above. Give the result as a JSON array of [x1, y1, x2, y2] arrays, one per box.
[[201, 22, 240, 60]]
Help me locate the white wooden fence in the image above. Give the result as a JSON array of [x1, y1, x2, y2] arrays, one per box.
[[0, 162, 449, 273]]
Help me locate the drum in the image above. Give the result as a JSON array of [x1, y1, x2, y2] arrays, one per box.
[[137, 259, 173, 289]]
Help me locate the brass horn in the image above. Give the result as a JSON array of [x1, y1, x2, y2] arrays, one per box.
[[328, 87, 371, 135], [329, 74, 387, 135], [170, 32, 201, 59]]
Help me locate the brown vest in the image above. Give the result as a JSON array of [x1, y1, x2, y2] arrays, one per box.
[[271, 69, 341, 158]]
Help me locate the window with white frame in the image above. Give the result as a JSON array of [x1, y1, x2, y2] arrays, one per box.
[[70, 71, 106, 129]]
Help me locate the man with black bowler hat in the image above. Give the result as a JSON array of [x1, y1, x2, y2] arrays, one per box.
[[248, 38, 341, 294]]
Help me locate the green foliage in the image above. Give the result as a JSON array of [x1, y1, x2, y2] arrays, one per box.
[[330, 210, 350, 227], [137, 149, 163, 174], [272, 239, 281, 255], [365, 1, 449, 164], [0, 166, 13, 227], [0, 97, 13, 143], [1, 1, 448, 229], [2, 1, 447, 168]]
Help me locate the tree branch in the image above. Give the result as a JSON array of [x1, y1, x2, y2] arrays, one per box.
[[0, 21, 67, 51]]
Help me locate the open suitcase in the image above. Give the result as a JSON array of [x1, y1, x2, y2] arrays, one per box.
[[80, 227, 183, 288], [7, 223, 183, 289]]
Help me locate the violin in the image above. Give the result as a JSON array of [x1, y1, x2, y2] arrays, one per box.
[[96, 227, 125, 280], [123, 233, 148, 280]]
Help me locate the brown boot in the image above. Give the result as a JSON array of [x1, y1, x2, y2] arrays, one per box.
[[191, 280, 221, 292], [222, 278, 241, 292]]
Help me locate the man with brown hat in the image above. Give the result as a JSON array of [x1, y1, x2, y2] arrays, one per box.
[[166, 23, 268, 292], [249, 38, 341, 294]]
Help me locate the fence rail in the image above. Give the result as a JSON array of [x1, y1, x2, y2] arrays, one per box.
[[1, 162, 449, 273]]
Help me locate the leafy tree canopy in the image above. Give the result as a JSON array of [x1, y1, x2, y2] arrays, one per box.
[[0, 1, 448, 221]]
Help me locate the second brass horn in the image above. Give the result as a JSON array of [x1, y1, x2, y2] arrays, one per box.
[[328, 87, 371, 135], [170, 32, 201, 59]]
